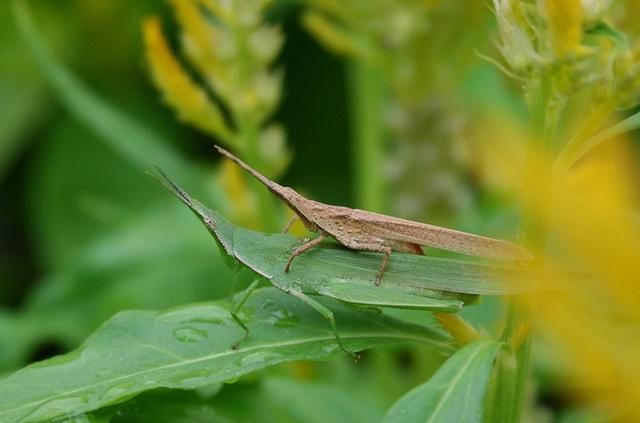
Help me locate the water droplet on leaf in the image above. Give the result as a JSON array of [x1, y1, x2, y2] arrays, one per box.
[[173, 326, 208, 343], [266, 309, 299, 327], [239, 351, 285, 367], [224, 375, 240, 384], [321, 344, 338, 355], [261, 298, 275, 310]]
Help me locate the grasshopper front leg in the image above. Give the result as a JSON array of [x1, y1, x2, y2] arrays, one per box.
[[282, 215, 298, 234], [284, 233, 327, 272]]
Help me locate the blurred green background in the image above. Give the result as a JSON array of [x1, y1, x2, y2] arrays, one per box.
[[1, 0, 616, 421], [0, 0, 353, 356]]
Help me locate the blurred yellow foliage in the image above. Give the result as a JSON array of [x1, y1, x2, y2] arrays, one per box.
[[143, 17, 231, 140], [143, 0, 288, 230], [479, 114, 640, 421], [543, 0, 584, 56]]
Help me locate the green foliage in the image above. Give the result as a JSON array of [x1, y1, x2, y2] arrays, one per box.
[[13, 0, 215, 199], [3, 0, 639, 422], [0, 288, 450, 422], [383, 339, 502, 423]]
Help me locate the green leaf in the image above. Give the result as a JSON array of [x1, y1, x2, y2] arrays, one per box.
[[26, 119, 166, 266], [0, 203, 236, 371], [0, 288, 453, 423], [59, 410, 115, 423], [555, 108, 640, 170], [0, 83, 47, 178], [111, 378, 384, 423], [111, 390, 234, 423], [261, 377, 384, 423], [0, 0, 50, 177], [383, 339, 502, 423]]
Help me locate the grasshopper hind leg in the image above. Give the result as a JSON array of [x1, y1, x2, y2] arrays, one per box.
[[287, 289, 360, 361], [372, 246, 393, 286], [331, 234, 394, 286], [370, 242, 423, 285]]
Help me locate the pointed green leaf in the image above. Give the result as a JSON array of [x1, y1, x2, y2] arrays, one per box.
[[383, 339, 502, 423], [0, 288, 453, 423]]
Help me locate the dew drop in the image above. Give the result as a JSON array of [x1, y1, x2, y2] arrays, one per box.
[[173, 326, 208, 343], [321, 344, 339, 355], [224, 375, 240, 384], [261, 298, 275, 310], [239, 351, 285, 367], [266, 309, 299, 327]]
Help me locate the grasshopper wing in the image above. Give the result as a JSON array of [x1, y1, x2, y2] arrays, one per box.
[[347, 209, 533, 261]]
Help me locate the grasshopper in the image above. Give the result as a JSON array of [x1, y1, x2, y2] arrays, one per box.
[[214, 145, 533, 285], [156, 155, 532, 357], [156, 170, 468, 356]]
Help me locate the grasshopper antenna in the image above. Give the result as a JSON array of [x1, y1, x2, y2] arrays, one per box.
[[214, 145, 284, 191], [151, 166, 194, 208]]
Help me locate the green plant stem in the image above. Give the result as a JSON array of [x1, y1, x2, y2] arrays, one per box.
[[556, 104, 640, 171], [487, 299, 532, 423], [348, 59, 386, 211], [489, 73, 558, 423], [434, 312, 480, 346]]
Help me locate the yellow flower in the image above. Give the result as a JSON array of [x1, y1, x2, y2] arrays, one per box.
[[543, 0, 584, 56], [143, 17, 232, 141], [482, 116, 640, 421], [168, 0, 229, 94]]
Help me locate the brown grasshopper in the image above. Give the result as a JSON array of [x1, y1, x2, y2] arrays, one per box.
[[215, 145, 533, 284]]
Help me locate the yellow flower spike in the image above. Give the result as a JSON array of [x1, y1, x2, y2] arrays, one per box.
[[143, 17, 233, 141], [535, 286, 640, 422], [249, 25, 284, 65], [482, 119, 640, 420], [493, 0, 540, 72], [542, 0, 584, 56], [168, 0, 227, 84], [581, 0, 612, 23], [551, 140, 639, 313], [169, 0, 210, 55], [563, 139, 638, 213], [196, 0, 233, 24]]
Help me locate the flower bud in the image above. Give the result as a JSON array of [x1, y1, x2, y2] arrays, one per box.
[[493, 0, 538, 71]]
